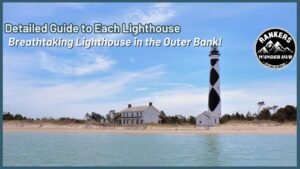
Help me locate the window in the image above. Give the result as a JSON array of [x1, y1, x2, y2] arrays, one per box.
[[132, 113, 133, 117], [136, 120, 139, 124], [199, 121, 201, 124], [215, 119, 216, 123], [132, 120, 134, 124], [123, 120, 125, 124], [141, 120, 143, 124], [141, 112, 143, 116]]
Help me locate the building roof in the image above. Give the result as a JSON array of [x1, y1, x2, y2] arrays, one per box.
[[120, 106, 149, 113], [197, 111, 219, 119]]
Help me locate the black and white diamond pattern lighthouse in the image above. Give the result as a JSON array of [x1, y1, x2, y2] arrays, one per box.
[[208, 46, 221, 117]]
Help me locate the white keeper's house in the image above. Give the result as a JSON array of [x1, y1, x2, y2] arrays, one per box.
[[120, 102, 160, 125]]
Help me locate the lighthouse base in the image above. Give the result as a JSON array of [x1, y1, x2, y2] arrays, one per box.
[[196, 111, 220, 127]]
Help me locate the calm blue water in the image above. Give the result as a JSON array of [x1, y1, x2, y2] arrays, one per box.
[[3, 132, 296, 166]]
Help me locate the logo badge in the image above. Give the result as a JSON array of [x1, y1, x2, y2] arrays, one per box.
[[255, 28, 296, 70]]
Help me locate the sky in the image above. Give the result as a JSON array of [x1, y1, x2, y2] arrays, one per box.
[[3, 3, 297, 119]]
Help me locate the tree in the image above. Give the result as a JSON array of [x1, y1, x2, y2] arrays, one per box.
[[3, 112, 14, 120], [113, 113, 121, 124], [257, 101, 265, 114], [176, 115, 187, 124], [271, 111, 285, 123], [90, 112, 103, 122], [58, 117, 84, 124], [233, 112, 243, 120], [84, 113, 91, 120], [245, 111, 254, 121], [159, 111, 167, 124], [169, 116, 179, 124], [106, 114, 112, 123], [105, 110, 118, 123], [220, 114, 231, 124], [271, 105, 296, 122], [84, 112, 103, 122], [188, 116, 196, 125], [283, 105, 296, 121], [3, 112, 27, 121], [257, 108, 271, 120], [269, 105, 278, 114]]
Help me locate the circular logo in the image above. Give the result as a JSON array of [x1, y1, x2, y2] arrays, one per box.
[[255, 28, 296, 70]]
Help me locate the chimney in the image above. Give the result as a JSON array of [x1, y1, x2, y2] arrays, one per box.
[[128, 104, 132, 108], [149, 102, 153, 106]]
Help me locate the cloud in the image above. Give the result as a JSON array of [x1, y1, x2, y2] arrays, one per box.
[[122, 81, 296, 116], [128, 87, 207, 116], [4, 76, 295, 119], [3, 65, 166, 117], [40, 51, 116, 76], [124, 3, 175, 24], [165, 82, 199, 89], [134, 87, 148, 91], [221, 82, 296, 114], [90, 3, 176, 40], [4, 3, 86, 21]]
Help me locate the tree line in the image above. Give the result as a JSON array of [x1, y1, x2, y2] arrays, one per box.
[[220, 105, 296, 124], [3, 104, 296, 125], [159, 111, 196, 125], [2, 111, 120, 124], [3, 112, 32, 121], [2, 111, 197, 125]]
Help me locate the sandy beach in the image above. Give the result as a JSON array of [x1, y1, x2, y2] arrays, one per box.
[[3, 120, 296, 134]]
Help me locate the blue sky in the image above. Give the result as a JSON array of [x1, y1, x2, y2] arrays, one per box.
[[3, 3, 297, 118]]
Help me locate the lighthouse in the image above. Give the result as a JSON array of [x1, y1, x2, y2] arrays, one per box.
[[208, 46, 221, 117], [196, 46, 221, 127]]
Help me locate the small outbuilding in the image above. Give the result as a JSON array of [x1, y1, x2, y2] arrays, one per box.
[[196, 111, 219, 127]]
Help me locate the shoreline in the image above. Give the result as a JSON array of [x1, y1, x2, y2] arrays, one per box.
[[3, 121, 296, 135], [4, 128, 296, 135]]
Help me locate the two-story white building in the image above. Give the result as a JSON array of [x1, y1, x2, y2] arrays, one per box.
[[119, 102, 160, 125]]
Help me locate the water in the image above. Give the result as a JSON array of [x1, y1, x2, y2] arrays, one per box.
[[3, 132, 296, 166]]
